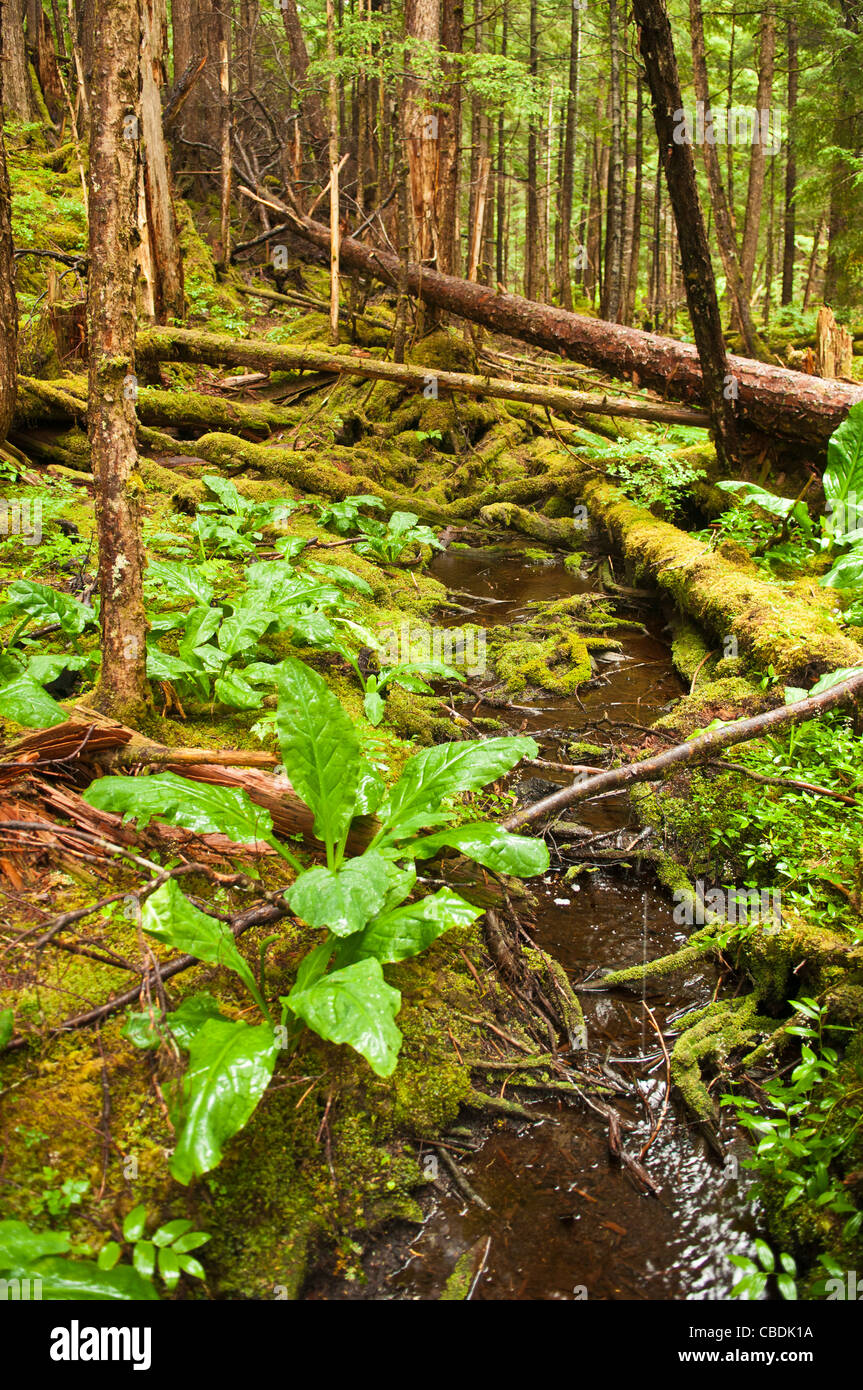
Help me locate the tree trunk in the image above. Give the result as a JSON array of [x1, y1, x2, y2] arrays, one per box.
[[688, 0, 760, 357], [139, 0, 184, 322], [87, 0, 150, 720], [325, 0, 339, 344], [2, 0, 34, 118], [780, 16, 797, 306], [739, 5, 776, 299], [263, 201, 863, 447], [823, 1, 861, 308], [632, 0, 737, 463], [275, 0, 327, 181], [29, 0, 64, 122], [624, 73, 643, 324], [601, 0, 624, 322], [0, 0, 19, 444], [403, 0, 441, 267], [437, 0, 462, 275], [555, 0, 579, 309], [524, 0, 540, 299], [495, 1, 507, 288], [217, 8, 232, 263]]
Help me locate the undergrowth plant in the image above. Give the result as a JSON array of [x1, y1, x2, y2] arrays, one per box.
[[83, 657, 547, 1185]]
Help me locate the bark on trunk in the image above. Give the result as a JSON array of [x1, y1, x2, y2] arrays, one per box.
[[279, 0, 328, 181], [2, 0, 34, 118], [0, 0, 19, 443], [87, 0, 150, 719], [632, 0, 737, 463], [139, 0, 184, 322], [403, 0, 441, 266], [601, 0, 624, 322], [739, 5, 776, 300], [555, 0, 579, 309], [271, 203, 863, 447], [780, 16, 797, 306], [688, 0, 760, 357]]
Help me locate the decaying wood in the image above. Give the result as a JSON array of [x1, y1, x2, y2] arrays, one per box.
[[271, 202, 863, 447], [504, 667, 863, 831], [136, 325, 711, 428]]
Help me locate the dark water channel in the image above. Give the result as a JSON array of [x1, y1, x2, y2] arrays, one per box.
[[387, 547, 758, 1301]]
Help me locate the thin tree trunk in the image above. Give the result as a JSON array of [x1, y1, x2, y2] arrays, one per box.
[[781, 16, 797, 306], [803, 216, 825, 312], [326, 0, 339, 345], [218, 10, 232, 264], [688, 0, 760, 356], [278, 0, 328, 179], [139, 0, 184, 322], [87, 0, 149, 719], [495, 0, 507, 288], [524, 0, 540, 299], [2, 0, 35, 118], [740, 5, 776, 298], [601, 0, 624, 321], [625, 74, 643, 324], [437, 0, 463, 275], [633, 0, 737, 463], [0, 0, 19, 444], [403, 0, 441, 267], [556, 0, 579, 309]]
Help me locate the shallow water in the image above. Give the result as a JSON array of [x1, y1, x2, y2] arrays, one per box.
[[385, 548, 758, 1301]]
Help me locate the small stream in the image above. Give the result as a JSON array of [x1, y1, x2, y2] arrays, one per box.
[[388, 547, 758, 1300]]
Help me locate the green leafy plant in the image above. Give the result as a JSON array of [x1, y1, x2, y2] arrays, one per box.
[[729, 1240, 797, 1300], [0, 1220, 158, 1300], [724, 998, 863, 1256], [583, 430, 706, 517], [97, 1205, 210, 1292], [192, 476, 302, 559], [317, 494, 385, 536], [84, 657, 546, 1183], [0, 580, 98, 726], [354, 510, 443, 565]]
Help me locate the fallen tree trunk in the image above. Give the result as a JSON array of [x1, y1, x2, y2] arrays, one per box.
[[273, 205, 862, 447], [503, 667, 863, 831], [135, 325, 711, 428]]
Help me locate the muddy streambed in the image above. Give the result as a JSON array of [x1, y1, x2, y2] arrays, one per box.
[[386, 547, 757, 1300]]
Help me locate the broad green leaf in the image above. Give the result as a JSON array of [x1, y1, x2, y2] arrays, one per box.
[[153, 1219, 193, 1247], [275, 657, 361, 851], [173, 1231, 211, 1255], [97, 1242, 121, 1271], [0, 580, 94, 636], [388, 510, 420, 536], [179, 605, 223, 659], [25, 653, 91, 687], [287, 612, 340, 647], [202, 474, 246, 516], [409, 822, 550, 877], [0, 1008, 13, 1047], [287, 851, 391, 937], [176, 1254, 206, 1279], [285, 957, 401, 1077], [14, 1256, 159, 1300], [122, 1205, 148, 1242], [214, 670, 265, 709], [146, 560, 214, 605], [133, 1241, 156, 1279], [363, 688, 386, 725], [146, 643, 202, 684], [807, 665, 862, 697], [218, 603, 277, 656], [378, 735, 537, 838], [821, 545, 863, 589], [142, 881, 258, 999], [355, 759, 386, 816], [122, 992, 225, 1051], [273, 537, 309, 561], [157, 1247, 181, 1290], [170, 1018, 279, 1184], [0, 674, 67, 727], [339, 887, 481, 966], [292, 939, 334, 995], [717, 480, 812, 533], [304, 560, 373, 596], [0, 1220, 71, 1266], [824, 402, 863, 524], [84, 772, 276, 847]]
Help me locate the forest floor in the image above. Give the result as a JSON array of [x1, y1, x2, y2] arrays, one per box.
[[1, 129, 862, 1301]]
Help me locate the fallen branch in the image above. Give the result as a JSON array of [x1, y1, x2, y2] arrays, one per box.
[[136, 325, 711, 428], [504, 668, 863, 830]]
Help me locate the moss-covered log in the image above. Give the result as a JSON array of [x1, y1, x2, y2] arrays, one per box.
[[135, 325, 712, 428]]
